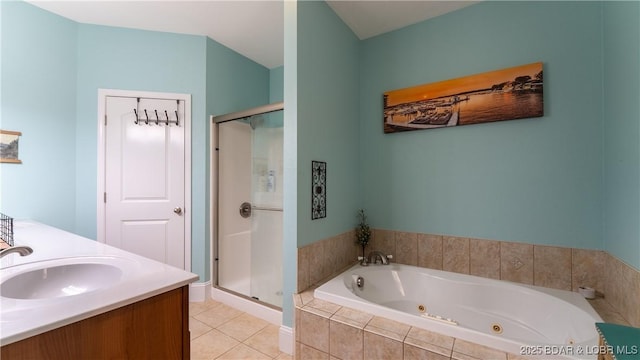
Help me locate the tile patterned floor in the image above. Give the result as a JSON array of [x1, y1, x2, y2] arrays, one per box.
[[190, 299, 292, 360]]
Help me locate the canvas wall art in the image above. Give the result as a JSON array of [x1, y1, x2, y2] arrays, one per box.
[[0, 130, 22, 164], [383, 62, 544, 133]]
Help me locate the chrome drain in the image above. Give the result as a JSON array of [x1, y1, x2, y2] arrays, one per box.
[[491, 323, 503, 334]]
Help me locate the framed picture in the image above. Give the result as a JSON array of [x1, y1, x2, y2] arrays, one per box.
[[0, 130, 22, 164], [312, 160, 326, 220], [383, 62, 544, 133]]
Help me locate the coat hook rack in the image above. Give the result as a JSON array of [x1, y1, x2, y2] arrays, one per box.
[[131, 99, 180, 126]]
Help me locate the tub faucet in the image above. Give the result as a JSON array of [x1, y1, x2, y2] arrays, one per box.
[[0, 246, 33, 259], [368, 251, 392, 265]]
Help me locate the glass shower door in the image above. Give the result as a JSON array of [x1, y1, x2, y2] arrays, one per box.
[[217, 111, 283, 308]]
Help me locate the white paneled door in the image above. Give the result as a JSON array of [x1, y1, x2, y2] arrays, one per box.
[[104, 96, 186, 269]]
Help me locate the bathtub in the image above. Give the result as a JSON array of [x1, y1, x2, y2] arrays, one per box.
[[314, 263, 603, 359]]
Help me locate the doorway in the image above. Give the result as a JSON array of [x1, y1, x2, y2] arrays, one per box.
[[212, 103, 283, 308], [97, 89, 191, 271]]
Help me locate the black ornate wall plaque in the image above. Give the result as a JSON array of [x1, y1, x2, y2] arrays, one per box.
[[312, 161, 326, 220]]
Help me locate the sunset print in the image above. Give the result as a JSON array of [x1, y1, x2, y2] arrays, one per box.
[[383, 62, 544, 133]]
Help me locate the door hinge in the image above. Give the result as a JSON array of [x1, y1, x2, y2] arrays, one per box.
[[104, 192, 107, 203]]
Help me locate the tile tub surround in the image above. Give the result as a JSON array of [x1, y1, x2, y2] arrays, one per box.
[[297, 229, 639, 327], [297, 230, 360, 292], [294, 291, 517, 360]]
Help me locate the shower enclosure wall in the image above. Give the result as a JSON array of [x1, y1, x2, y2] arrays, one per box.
[[212, 103, 283, 309]]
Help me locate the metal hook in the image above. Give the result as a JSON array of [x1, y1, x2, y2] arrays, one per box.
[[175, 110, 179, 126], [144, 109, 149, 125], [155, 110, 159, 125], [165, 110, 169, 126], [133, 109, 139, 124]]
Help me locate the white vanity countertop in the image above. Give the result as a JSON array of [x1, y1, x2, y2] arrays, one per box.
[[0, 220, 199, 346]]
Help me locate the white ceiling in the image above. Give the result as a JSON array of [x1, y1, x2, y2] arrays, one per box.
[[25, 1, 477, 69]]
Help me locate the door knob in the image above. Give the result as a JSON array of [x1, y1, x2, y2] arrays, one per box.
[[239, 202, 252, 218], [174, 207, 183, 215]]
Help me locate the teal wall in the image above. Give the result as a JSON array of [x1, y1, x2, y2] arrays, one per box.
[[603, 1, 640, 269], [280, 0, 361, 328], [296, 1, 360, 247], [0, 1, 78, 232], [359, 1, 605, 251], [0, 1, 271, 283], [75, 24, 208, 248], [270, 66, 284, 102]]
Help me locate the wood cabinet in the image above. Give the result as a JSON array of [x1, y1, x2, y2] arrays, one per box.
[[1, 286, 190, 359]]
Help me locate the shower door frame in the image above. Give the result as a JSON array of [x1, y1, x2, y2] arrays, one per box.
[[209, 102, 284, 309]]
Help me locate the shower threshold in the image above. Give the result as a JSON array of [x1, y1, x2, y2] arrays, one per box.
[[211, 286, 282, 326]]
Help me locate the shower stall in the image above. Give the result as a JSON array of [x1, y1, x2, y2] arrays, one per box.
[[211, 103, 284, 309]]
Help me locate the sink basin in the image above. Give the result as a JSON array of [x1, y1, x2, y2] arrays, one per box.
[[1, 263, 123, 299]]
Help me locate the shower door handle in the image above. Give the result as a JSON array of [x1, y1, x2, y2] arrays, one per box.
[[239, 202, 252, 218]]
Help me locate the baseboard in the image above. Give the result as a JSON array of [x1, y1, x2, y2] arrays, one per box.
[[189, 281, 211, 302], [279, 325, 294, 355], [210, 287, 281, 326]]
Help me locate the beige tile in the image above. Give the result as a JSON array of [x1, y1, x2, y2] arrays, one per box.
[[216, 343, 272, 360], [629, 265, 640, 327], [299, 309, 330, 352], [443, 236, 470, 274], [418, 234, 443, 270], [298, 343, 329, 360], [293, 293, 303, 308], [275, 352, 294, 360], [588, 298, 630, 325], [190, 329, 239, 360], [244, 324, 281, 358], [572, 248, 605, 293], [396, 231, 418, 266], [500, 242, 533, 284], [190, 298, 222, 317], [323, 235, 340, 279], [404, 343, 450, 360], [342, 230, 360, 269], [190, 317, 213, 340], [308, 240, 326, 286], [329, 320, 363, 360], [194, 303, 243, 328], [405, 327, 454, 352], [332, 306, 373, 328], [217, 313, 269, 342], [305, 298, 341, 316], [507, 354, 531, 360], [365, 316, 411, 341], [300, 290, 315, 306], [603, 252, 616, 308], [453, 339, 507, 360], [371, 229, 396, 259], [335, 231, 354, 271], [616, 259, 640, 327], [534, 245, 572, 290], [298, 245, 311, 292], [364, 331, 403, 360], [469, 238, 501, 279]]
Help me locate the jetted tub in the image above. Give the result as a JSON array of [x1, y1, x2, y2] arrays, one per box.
[[315, 263, 603, 359]]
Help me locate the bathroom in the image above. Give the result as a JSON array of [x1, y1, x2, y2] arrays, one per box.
[[1, 0, 639, 359]]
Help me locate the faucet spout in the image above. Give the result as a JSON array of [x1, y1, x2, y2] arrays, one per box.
[[368, 251, 390, 265], [0, 246, 34, 258]]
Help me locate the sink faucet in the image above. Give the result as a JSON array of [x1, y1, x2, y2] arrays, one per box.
[[368, 251, 392, 265], [0, 246, 34, 258]]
